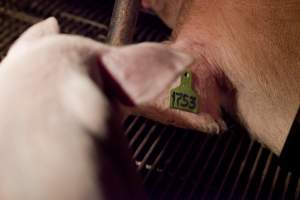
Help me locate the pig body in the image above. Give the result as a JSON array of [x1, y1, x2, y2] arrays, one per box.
[[0, 18, 191, 199], [138, 0, 300, 155]]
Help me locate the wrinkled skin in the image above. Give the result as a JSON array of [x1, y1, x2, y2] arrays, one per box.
[[141, 0, 184, 28], [0, 18, 191, 200], [139, 0, 300, 155]]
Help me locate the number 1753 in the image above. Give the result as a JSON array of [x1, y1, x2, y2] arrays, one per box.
[[171, 92, 197, 111]]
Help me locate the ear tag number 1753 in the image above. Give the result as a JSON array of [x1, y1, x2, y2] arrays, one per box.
[[170, 71, 198, 113]]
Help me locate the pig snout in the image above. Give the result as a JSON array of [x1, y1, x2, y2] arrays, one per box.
[[0, 17, 192, 199]]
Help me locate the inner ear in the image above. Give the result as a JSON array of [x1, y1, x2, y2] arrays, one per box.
[[93, 59, 135, 106], [97, 43, 192, 106]]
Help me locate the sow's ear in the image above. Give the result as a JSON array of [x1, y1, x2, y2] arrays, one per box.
[[7, 17, 60, 56], [100, 42, 193, 105]]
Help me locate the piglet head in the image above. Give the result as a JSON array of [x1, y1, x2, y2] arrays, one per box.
[[0, 18, 192, 199]]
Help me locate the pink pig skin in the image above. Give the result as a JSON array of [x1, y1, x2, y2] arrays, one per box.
[[141, 0, 184, 28], [0, 17, 192, 200], [138, 0, 300, 155]]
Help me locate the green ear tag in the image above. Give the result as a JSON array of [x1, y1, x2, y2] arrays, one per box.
[[170, 71, 198, 113]]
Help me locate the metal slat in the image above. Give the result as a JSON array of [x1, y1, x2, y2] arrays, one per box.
[[227, 140, 255, 199], [213, 132, 248, 200], [284, 174, 300, 200], [159, 133, 200, 200], [136, 126, 167, 171], [142, 128, 177, 184], [187, 135, 224, 200], [149, 132, 189, 196], [124, 116, 140, 136], [260, 155, 280, 199], [143, 130, 185, 199], [41, 0, 61, 16], [133, 124, 160, 160], [129, 119, 149, 148], [0, 20, 26, 50], [254, 153, 273, 200], [267, 166, 282, 200], [173, 135, 211, 200], [200, 133, 236, 199], [282, 173, 292, 200], [270, 168, 290, 200], [125, 117, 146, 140], [241, 147, 264, 199]]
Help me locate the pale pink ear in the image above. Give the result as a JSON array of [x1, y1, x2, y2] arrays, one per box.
[[7, 17, 60, 55], [15, 17, 59, 43], [100, 42, 193, 105]]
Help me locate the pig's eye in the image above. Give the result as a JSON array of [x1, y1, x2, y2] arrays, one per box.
[[184, 72, 189, 78]]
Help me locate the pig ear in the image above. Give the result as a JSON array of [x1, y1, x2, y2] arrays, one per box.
[[100, 42, 193, 105], [15, 17, 60, 43], [7, 17, 60, 55]]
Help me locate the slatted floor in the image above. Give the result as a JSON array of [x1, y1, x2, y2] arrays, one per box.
[[0, 0, 299, 199]]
